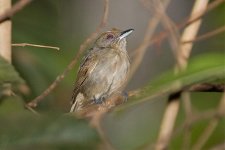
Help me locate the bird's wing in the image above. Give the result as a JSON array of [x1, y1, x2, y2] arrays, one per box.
[[71, 50, 99, 105]]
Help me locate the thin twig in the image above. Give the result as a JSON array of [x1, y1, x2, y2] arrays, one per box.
[[155, 92, 181, 150], [182, 25, 225, 43], [27, 0, 109, 108], [128, 0, 171, 82], [192, 92, 225, 150], [181, 92, 193, 150], [12, 43, 60, 51], [152, 0, 181, 56], [155, 0, 210, 149], [134, 0, 225, 58], [173, 109, 217, 137], [193, 118, 219, 150], [0, 0, 33, 23], [24, 104, 40, 116], [10, 92, 40, 115], [184, 0, 225, 27]]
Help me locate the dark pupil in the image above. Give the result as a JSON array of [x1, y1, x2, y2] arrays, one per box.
[[106, 34, 114, 40]]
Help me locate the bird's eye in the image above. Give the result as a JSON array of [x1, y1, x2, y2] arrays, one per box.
[[106, 34, 114, 40]]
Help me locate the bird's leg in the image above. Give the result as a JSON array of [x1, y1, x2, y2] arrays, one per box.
[[121, 91, 128, 103], [92, 96, 106, 104]]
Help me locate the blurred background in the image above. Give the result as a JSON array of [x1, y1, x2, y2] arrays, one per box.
[[4, 0, 224, 149]]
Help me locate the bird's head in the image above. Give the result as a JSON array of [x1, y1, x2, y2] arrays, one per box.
[[95, 28, 133, 50]]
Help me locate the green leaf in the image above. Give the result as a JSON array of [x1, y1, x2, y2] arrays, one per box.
[[0, 56, 24, 85], [116, 53, 225, 112], [0, 96, 25, 115], [102, 53, 224, 150], [0, 113, 100, 150]]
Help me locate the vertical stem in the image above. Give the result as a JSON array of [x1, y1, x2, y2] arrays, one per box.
[[155, 0, 209, 149], [177, 0, 209, 71], [192, 92, 225, 150], [155, 97, 180, 150], [0, 0, 12, 63]]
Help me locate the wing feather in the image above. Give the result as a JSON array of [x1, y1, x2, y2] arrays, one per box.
[[71, 50, 99, 105]]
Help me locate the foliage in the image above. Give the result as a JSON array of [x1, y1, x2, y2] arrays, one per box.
[[102, 53, 225, 150], [0, 0, 224, 150], [0, 111, 100, 150]]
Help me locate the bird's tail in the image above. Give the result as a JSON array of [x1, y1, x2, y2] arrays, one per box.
[[70, 101, 78, 112], [70, 93, 84, 112]]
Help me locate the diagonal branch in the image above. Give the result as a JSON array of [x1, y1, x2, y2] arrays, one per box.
[[155, 0, 210, 149], [128, 0, 171, 81], [27, 0, 109, 108], [139, 0, 225, 57], [0, 0, 33, 23], [192, 91, 225, 150], [182, 25, 225, 44]]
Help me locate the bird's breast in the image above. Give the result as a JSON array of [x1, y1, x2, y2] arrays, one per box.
[[82, 49, 130, 99]]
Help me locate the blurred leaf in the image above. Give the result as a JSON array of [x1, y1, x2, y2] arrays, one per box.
[[0, 56, 24, 85], [104, 53, 224, 150], [0, 56, 25, 98], [0, 113, 100, 150], [118, 53, 225, 111], [170, 92, 224, 149], [0, 96, 25, 115]]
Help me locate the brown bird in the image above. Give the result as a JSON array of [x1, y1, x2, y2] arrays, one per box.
[[70, 28, 133, 112]]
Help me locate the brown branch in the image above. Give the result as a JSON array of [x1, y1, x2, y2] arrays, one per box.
[[182, 25, 225, 44], [169, 84, 224, 134], [0, 0, 33, 23], [152, 0, 182, 70], [181, 92, 192, 150], [12, 43, 60, 51], [155, 93, 180, 150], [0, 0, 12, 63], [27, 0, 109, 108], [192, 91, 225, 150], [155, 0, 210, 149], [184, 0, 225, 27], [128, 0, 171, 82], [173, 109, 217, 137], [142, 0, 225, 56], [176, 0, 209, 71], [188, 83, 225, 92], [24, 104, 40, 115], [171, 90, 225, 150]]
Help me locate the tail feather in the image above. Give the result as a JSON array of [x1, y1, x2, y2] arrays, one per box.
[[70, 101, 78, 112], [70, 93, 85, 112]]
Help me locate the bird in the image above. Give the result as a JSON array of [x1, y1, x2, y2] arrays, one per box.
[[70, 28, 134, 112]]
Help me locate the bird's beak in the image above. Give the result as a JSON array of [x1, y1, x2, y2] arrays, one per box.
[[118, 29, 134, 40]]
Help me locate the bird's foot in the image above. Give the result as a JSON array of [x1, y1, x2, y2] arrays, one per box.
[[121, 91, 128, 103], [92, 96, 106, 104]]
